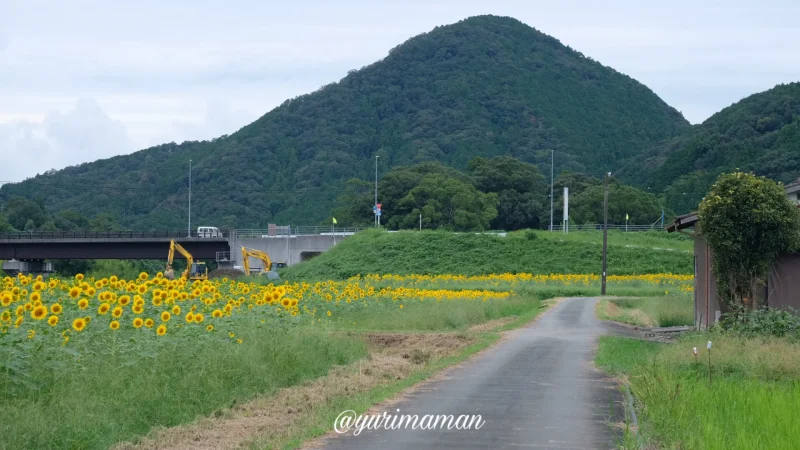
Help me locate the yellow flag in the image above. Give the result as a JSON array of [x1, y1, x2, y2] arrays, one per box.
[[332, 217, 338, 224]]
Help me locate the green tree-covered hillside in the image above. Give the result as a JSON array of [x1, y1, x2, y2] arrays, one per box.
[[621, 82, 800, 214], [0, 15, 687, 229]]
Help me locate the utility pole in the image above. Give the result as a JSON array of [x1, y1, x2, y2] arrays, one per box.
[[601, 172, 610, 295], [550, 149, 554, 231], [375, 155, 379, 228], [419, 213, 422, 231], [188, 159, 192, 237]]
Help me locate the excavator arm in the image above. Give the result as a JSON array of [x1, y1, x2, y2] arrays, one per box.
[[166, 240, 195, 280], [241, 247, 272, 275]]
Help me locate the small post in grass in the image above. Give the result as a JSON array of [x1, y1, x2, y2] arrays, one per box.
[[693, 346, 698, 364], [707, 341, 713, 385]]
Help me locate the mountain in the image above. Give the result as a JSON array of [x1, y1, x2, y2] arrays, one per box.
[[0, 15, 689, 229], [620, 82, 800, 214]]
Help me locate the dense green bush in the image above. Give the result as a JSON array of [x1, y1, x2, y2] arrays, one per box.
[[719, 307, 800, 339]]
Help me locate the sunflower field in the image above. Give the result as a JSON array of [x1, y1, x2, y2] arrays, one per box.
[[0, 270, 693, 449]]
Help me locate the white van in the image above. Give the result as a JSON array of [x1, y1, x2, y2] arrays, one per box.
[[197, 226, 223, 238]]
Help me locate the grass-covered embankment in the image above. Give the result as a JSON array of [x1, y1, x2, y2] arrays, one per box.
[[281, 229, 692, 279], [597, 334, 800, 449]]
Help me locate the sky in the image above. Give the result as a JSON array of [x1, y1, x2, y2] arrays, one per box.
[[1, 0, 799, 183]]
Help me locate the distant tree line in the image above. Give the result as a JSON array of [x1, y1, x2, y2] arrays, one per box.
[[330, 156, 673, 231], [0, 197, 165, 277]]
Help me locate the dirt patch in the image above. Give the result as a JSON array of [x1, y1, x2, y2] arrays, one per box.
[[113, 332, 474, 450]]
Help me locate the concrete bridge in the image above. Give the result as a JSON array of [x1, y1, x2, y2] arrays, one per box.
[[0, 226, 360, 274]]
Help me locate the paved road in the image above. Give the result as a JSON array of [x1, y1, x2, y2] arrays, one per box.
[[321, 297, 622, 450]]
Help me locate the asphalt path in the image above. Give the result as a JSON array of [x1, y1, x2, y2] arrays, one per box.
[[321, 297, 622, 450]]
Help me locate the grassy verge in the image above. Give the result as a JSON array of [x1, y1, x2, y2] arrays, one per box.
[[597, 334, 800, 449], [597, 294, 694, 327], [324, 294, 540, 331]]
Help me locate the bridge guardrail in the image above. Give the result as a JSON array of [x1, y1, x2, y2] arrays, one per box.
[[0, 230, 231, 240], [235, 227, 362, 238], [549, 224, 665, 232]]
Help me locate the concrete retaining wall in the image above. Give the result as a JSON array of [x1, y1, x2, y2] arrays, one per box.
[[232, 234, 353, 268]]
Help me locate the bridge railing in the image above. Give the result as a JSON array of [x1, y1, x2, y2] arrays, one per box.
[[235, 227, 362, 238], [0, 230, 231, 239], [549, 224, 665, 232]]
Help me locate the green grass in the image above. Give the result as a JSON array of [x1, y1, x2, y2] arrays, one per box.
[[281, 229, 693, 280], [599, 295, 694, 327], [0, 326, 366, 450], [597, 334, 800, 450], [595, 336, 664, 374]]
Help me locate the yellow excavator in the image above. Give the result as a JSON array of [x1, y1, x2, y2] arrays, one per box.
[[241, 247, 281, 279], [165, 240, 208, 281]]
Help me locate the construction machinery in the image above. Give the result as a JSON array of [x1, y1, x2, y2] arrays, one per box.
[[241, 247, 281, 279], [165, 240, 208, 281]]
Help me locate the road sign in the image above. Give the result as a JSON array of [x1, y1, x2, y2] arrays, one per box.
[[376, 211, 382, 217]]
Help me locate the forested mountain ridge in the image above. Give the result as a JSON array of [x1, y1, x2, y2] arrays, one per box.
[[0, 15, 689, 229], [620, 82, 800, 214]]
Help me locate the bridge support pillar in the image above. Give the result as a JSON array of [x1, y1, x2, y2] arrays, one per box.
[[2, 259, 55, 277]]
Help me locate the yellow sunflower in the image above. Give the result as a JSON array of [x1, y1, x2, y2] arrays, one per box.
[[109, 320, 120, 330], [132, 317, 144, 328], [144, 318, 155, 328], [161, 311, 171, 322], [78, 298, 89, 309], [72, 317, 87, 332], [31, 305, 48, 320], [50, 303, 63, 315], [111, 306, 123, 318], [98, 303, 110, 315], [69, 287, 81, 299], [156, 324, 167, 336], [47, 315, 59, 326]]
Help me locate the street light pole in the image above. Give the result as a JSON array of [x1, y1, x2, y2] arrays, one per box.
[[550, 149, 554, 231], [601, 172, 610, 295], [375, 155, 379, 228], [188, 159, 192, 237]]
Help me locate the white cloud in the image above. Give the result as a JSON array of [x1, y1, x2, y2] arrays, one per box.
[[0, 98, 134, 182]]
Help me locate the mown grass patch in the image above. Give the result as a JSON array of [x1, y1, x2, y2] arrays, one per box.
[[598, 295, 694, 328]]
